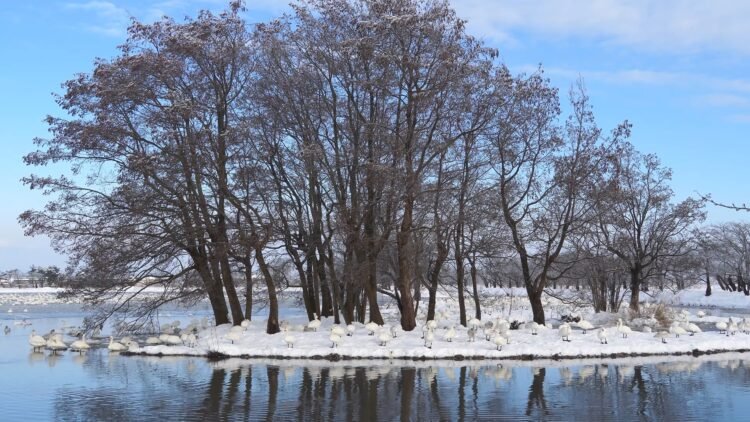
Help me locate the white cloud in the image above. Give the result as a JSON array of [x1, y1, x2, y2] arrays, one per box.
[[65, 1, 131, 37], [451, 0, 750, 55]]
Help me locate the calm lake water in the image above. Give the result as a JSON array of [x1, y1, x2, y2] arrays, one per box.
[[3, 305, 750, 421]]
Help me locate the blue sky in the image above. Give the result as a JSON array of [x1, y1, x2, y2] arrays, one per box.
[[1, 0, 749, 270]]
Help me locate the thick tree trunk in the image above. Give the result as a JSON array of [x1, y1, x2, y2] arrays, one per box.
[[195, 255, 230, 325], [629, 265, 641, 312], [396, 200, 417, 331], [255, 247, 279, 334], [455, 257, 467, 327], [529, 288, 546, 325], [220, 252, 244, 325], [365, 259, 384, 324]]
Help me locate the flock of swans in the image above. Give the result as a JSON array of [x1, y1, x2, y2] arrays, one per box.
[[21, 317, 208, 355], [15, 304, 750, 358], [257, 307, 750, 354]]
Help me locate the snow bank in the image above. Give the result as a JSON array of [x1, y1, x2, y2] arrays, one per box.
[[128, 314, 750, 362]]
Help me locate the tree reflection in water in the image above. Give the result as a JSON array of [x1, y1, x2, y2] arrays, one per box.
[[50, 357, 750, 421]]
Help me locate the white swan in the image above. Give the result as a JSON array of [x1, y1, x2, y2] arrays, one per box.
[[617, 318, 632, 338], [365, 321, 379, 336], [683, 321, 701, 336], [577, 320, 594, 334], [46, 334, 67, 354], [443, 325, 456, 343], [696, 310, 706, 318], [69, 334, 91, 354], [377, 329, 391, 347], [597, 328, 608, 344], [669, 322, 687, 338], [146, 336, 161, 345], [164, 334, 182, 345], [240, 319, 251, 330], [390, 325, 401, 338], [468, 318, 482, 330], [346, 324, 356, 336], [424, 329, 435, 348], [29, 330, 46, 352], [331, 325, 346, 338], [727, 317, 738, 336], [528, 322, 539, 335], [330, 332, 342, 348], [716, 320, 728, 334], [108, 336, 127, 352], [467, 327, 476, 342], [307, 313, 321, 332], [225, 330, 242, 344], [493, 334, 506, 351], [559, 323, 572, 342], [483, 326, 494, 341]]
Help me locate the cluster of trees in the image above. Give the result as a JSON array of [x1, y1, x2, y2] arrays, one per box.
[[1, 266, 62, 287], [21, 0, 710, 333]]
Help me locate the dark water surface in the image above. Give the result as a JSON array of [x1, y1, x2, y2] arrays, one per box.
[[2, 306, 750, 421]]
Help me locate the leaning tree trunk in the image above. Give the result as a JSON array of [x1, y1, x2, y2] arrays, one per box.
[[528, 288, 546, 325], [255, 248, 279, 335]]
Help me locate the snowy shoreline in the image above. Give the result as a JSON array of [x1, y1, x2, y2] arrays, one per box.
[[124, 309, 750, 363]]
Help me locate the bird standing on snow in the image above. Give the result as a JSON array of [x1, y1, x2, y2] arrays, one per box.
[[330, 332, 342, 348], [283, 328, 295, 349], [716, 320, 728, 334], [559, 323, 572, 342], [443, 325, 456, 343], [597, 328, 608, 344], [669, 322, 687, 338], [307, 313, 321, 332], [493, 334, 506, 351], [577, 320, 594, 334], [424, 329, 434, 349], [727, 317, 738, 336], [378, 328, 391, 347], [617, 318, 632, 338], [346, 324, 356, 337]]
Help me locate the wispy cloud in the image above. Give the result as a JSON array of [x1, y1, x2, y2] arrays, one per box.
[[65, 1, 130, 37], [452, 0, 750, 56]]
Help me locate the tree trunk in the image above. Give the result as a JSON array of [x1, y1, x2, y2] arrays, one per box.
[[195, 255, 230, 325], [529, 288, 546, 325], [365, 259, 384, 325], [396, 201, 417, 331], [243, 256, 253, 320], [455, 256, 467, 326], [469, 255, 481, 320], [705, 266, 712, 297], [255, 247, 279, 334], [629, 265, 641, 312]]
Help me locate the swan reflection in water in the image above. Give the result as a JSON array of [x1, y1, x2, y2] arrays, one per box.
[[48, 357, 750, 422]]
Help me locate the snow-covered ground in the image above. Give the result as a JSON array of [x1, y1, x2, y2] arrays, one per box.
[[652, 287, 750, 309], [8, 284, 750, 362]]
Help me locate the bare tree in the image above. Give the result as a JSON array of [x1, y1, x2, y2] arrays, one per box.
[[596, 143, 706, 311]]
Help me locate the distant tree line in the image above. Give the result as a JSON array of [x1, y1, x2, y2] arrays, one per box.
[[21, 0, 711, 332]]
